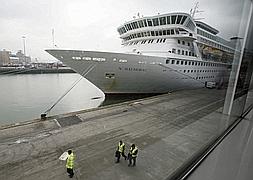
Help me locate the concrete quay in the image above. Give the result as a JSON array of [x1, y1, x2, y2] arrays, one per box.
[[0, 88, 238, 180]]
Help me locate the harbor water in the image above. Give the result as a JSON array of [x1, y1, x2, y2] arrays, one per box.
[[0, 73, 104, 126]]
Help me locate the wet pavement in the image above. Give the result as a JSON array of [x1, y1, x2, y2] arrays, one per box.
[[0, 88, 238, 180]]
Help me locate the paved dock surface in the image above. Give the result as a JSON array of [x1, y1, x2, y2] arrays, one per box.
[[0, 88, 237, 180]]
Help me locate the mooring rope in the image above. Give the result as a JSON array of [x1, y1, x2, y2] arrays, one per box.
[[42, 63, 97, 116]]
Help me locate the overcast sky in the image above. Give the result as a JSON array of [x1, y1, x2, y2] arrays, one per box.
[[0, 0, 247, 62]]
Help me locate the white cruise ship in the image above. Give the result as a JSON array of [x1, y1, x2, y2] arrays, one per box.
[[46, 12, 235, 95]]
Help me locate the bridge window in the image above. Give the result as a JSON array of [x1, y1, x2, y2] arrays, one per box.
[[143, 20, 147, 27], [171, 29, 175, 35], [138, 20, 144, 28], [127, 24, 132, 30], [167, 16, 171, 24], [129, 24, 133, 30], [171, 60, 175, 64], [151, 31, 155, 36], [181, 16, 187, 24], [130, 22, 135, 29], [132, 22, 136, 29], [167, 30, 171, 35], [178, 49, 181, 54], [166, 59, 170, 64], [159, 17, 166, 25], [176, 15, 182, 24], [171, 15, 176, 24], [176, 60, 180, 65], [159, 31, 162, 36], [153, 18, 159, 26], [163, 30, 166, 35], [133, 21, 139, 29], [147, 19, 152, 26]]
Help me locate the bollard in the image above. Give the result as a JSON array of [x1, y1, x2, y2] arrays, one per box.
[[41, 113, 47, 120]]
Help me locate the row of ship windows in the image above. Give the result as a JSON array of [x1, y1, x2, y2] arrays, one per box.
[[127, 38, 192, 48], [166, 59, 227, 67], [160, 76, 215, 79], [182, 69, 222, 73], [164, 75, 215, 80], [175, 76, 215, 80], [71, 56, 227, 68], [118, 15, 188, 35], [177, 49, 194, 56], [195, 76, 215, 80], [123, 28, 192, 41], [170, 48, 196, 57], [178, 40, 191, 46]]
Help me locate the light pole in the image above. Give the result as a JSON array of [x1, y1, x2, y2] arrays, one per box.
[[22, 36, 26, 64]]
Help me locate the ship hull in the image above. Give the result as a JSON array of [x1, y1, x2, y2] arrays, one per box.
[[46, 49, 221, 94]]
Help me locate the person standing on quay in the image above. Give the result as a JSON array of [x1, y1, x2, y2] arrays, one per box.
[[66, 149, 75, 178], [128, 144, 138, 167], [115, 140, 127, 163]]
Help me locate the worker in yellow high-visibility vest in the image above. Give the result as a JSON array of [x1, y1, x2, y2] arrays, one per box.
[[115, 140, 127, 163], [128, 144, 138, 167], [66, 150, 75, 178]]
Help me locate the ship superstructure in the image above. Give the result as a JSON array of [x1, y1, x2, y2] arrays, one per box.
[[46, 12, 234, 94]]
